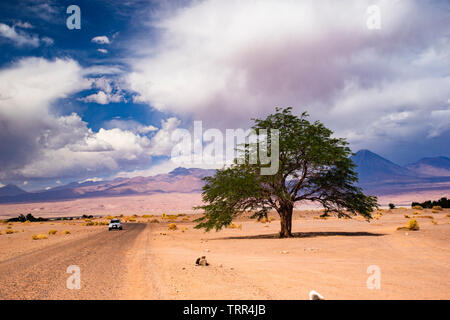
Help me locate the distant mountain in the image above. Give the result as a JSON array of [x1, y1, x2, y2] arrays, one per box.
[[0, 184, 28, 197], [0, 167, 216, 204], [350, 150, 415, 183], [405, 156, 450, 177]]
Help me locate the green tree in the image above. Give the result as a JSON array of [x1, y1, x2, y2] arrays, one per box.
[[194, 107, 378, 238]]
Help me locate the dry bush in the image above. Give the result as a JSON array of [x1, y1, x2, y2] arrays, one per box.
[[432, 206, 443, 211], [24, 220, 31, 224], [182, 217, 190, 221], [142, 215, 153, 218], [177, 213, 186, 217], [105, 215, 114, 220], [5, 229, 16, 234], [94, 221, 109, 226], [431, 220, 437, 225], [412, 205, 423, 210], [431, 209, 440, 213], [62, 230, 71, 234], [416, 215, 434, 219], [167, 215, 178, 220], [168, 223, 177, 231], [259, 217, 267, 223], [374, 213, 382, 220], [407, 219, 420, 231], [446, 214, 450, 218], [32, 234, 48, 240], [181, 227, 188, 232], [149, 219, 159, 223], [84, 221, 94, 226], [48, 229, 58, 235], [404, 214, 410, 218], [413, 211, 421, 215]]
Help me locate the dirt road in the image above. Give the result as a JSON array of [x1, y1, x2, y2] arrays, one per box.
[[0, 223, 145, 299]]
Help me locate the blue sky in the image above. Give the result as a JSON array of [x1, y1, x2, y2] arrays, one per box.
[[0, 0, 449, 191]]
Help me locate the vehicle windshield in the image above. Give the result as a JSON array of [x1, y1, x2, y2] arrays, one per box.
[[110, 219, 120, 223]]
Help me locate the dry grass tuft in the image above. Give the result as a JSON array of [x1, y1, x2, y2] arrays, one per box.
[[412, 205, 423, 210], [149, 218, 160, 223], [48, 229, 58, 235], [5, 229, 16, 234], [32, 234, 48, 240], [168, 223, 177, 231], [62, 230, 71, 234], [432, 206, 443, 211], [142, 214, 153, 218], [406, 219, 420, 231], [416, 215, 434, 219], [413, 211, 421, 215], [404, 214, 410, 218]]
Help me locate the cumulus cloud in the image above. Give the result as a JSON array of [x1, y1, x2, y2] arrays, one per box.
[[0, 57, 181, 182], [80, 77, 125, 104], [0, 22, 52, 47], [91, 36, 110, 44], [127, 0, 450, 161], [97, 48, 108, 54]]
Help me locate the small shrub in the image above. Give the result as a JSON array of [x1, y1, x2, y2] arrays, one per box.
[[149, 219, 159, 223], [432, 206, 443, 211], [374, 213, 382, 220], [404, 214, 410, 218], [416, 215, 434, 219], [413, 211, 421, 215], [142, 215, 153, 218], [182, 217, 190, 221], [412, 205, 423, 210], [431, 209, 440, 213], [181, 227, 188, 232], [62, 230, 71, 234], [168, 223, 177, 231], [259, 217, 267, 223], [5, 229, 15, 234], [24, 220, 31, 224], [48, 229, 58, 235], [228, 223, 238, 229], [84, 221, 94, 226], [389, 203, 395, 209], [407, 219, 420, 231], [32, 234, 48, 240], [127, 217, 136, 222]]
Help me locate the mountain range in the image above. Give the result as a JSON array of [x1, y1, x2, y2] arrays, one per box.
[[0, 150, 448, 203]]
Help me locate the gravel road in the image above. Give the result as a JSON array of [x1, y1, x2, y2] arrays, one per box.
[[0, 223, 145, 299]]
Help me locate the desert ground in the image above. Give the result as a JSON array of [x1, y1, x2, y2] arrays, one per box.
[[0, 207, 449, 300]]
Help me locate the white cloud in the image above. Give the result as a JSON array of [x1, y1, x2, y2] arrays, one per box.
[[0, 23, 53, 47], [127, 0, 450, 161], [97, 48, 108, 54], [0, 57, 182, 182], [91, 36, 110, 44]]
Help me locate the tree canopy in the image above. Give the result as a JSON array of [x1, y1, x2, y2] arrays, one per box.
[[194, 107, 378, 238]]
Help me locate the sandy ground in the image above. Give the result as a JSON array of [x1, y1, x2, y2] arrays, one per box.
[[0, 193, 203, 219], [0, 189, 448, 219], [1, 208, 448, 299]]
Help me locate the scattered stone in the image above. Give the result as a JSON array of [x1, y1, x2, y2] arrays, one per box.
[[195, 256, 209, 266]]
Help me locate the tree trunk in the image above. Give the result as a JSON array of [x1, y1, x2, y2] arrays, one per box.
[[278, 203, 293, 238]]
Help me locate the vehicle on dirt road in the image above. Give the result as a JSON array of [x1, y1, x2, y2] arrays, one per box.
[[108, 219, 122, 231]]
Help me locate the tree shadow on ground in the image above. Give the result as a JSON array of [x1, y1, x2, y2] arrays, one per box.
[[213, 231, 385, 240]]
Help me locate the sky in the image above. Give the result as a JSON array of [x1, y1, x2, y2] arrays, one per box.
[[0, 0, 449, 191]]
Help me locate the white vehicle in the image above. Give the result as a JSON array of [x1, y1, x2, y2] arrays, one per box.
[[108, 219, 122, 231]]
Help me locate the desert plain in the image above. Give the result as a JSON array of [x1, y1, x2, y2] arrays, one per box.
[[0, 203, 449, 300]]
